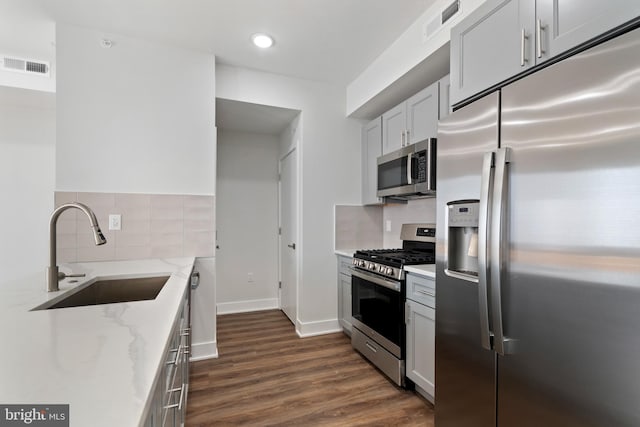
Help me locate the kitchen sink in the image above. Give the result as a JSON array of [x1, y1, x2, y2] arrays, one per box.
[[34, 276, 170, 310]]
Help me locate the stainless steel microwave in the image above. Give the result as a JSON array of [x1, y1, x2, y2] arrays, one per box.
[[377, 138, 436, 199]]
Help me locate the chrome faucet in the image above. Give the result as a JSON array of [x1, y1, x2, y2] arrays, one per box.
[[47, 202, 107, 292]]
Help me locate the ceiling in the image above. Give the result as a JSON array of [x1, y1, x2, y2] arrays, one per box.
[[35, 0, 436, 86], [216, 98, 299, 135]]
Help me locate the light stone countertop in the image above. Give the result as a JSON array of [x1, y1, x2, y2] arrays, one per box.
[[404, 264, 436, 278], [0, 257, 195, 427], [334, 249, 357, 258]]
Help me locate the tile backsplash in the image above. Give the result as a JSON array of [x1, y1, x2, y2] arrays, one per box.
[[383, 198, 436, 248], [55, 192, 215, 263], [334, 205, 383, 250]]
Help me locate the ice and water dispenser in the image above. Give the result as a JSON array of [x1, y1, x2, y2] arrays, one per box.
[[445, 200, 479, 280]]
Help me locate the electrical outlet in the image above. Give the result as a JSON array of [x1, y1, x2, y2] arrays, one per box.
[[109, 214, 121, 231], [386, 220, 392, 232], [248, 272, 254, 283]]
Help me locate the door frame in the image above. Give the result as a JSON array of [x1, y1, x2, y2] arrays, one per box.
[[278, 143, 300, 325]]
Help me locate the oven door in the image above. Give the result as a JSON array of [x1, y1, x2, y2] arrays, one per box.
[[351, 268, 404, 358]]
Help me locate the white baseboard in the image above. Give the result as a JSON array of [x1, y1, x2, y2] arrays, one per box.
[[217, 298, 279, 315], [189, 340, 218, 361], [296, 318, 342, 338]]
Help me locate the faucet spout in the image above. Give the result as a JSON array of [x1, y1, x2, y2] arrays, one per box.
[[47, 202, 107, 292]]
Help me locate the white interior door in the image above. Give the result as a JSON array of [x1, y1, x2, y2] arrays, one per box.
[[279, 148, 297, 324]]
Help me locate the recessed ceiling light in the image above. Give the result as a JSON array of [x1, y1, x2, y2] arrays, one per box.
[[252, 33, 274, 49]]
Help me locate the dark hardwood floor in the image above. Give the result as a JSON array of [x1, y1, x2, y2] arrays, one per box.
[[186, 310, 433, 426]]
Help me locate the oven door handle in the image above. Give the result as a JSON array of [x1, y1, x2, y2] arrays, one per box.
[[350, 268, 401, 292]]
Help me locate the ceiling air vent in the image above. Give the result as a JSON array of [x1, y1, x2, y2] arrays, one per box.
[[423, 0, 462, 41], [2, 55, 50, 77]]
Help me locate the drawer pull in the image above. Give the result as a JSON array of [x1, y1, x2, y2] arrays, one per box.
[[166, 344, 182, 366], [365, 341, 378, 353], [416, 289, 435, 297], [164, 384, 186, 410]]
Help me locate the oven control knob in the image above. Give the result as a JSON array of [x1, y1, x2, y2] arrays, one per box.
[[352, 259, 358, 266], [386, 267, 394, 275], [378, 265, 385, 273], [368, 263, 376, 270], [359, 260, 365, 267]]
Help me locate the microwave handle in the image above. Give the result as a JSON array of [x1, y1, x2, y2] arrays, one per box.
[[406, 153, 413, 185]]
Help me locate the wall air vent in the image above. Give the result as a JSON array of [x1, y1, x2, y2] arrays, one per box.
[[423, 0, 462, 41], [2, 55, 50, 77], [441, 0, 461, 24]]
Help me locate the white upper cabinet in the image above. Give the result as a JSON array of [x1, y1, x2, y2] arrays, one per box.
[[450, 0, 535, 106], [450, 0, 640, 107], [382, 80, 440, 155], [362, 117, 383, 205], [438, 75, 451, 119], [382, 102, 407, 154], [406, 82, 439, 146], [537, 0, 640, 59]]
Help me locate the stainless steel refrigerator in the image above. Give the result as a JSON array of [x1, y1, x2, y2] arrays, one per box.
[[435, 25, 640, 426]]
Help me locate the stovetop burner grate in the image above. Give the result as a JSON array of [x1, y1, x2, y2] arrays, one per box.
[[354, 248, 435, 266]]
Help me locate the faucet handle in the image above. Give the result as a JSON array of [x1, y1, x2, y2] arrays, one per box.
[[57, 272, 86, 281]]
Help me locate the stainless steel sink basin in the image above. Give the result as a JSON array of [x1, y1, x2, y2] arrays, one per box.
[[34, 276, 170, 310]]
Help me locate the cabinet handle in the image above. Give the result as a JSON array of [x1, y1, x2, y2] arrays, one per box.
[[365, 341, 378, 353], [166, 344, 182, 366], [520, 29, 529, 67], [164, 384, 186, 410], [416, 289, 435, 297], [406, 129, 410, 145], [180, 328, 190, 336], [405, 301, 411, 325], [400, 130, 405, 147], [536, 19, 545, 58]]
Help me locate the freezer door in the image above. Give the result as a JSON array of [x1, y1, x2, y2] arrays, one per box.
[[435, 92, 499, 427], [498, 27, 640, 426]]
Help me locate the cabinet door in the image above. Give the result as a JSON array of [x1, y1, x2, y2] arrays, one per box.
[[362, 117, 383, 205], [406, 299, 435, 398], [406, 82, 439, 144], [340, 274, 352, 333], [382, 102, 406, 154], [450, 0, 535, 106], [438, 75, 451, 120], [537, 0, 640, 61]]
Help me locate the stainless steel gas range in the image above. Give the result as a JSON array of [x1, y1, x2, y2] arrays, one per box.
[[350, 223, 435, 387]]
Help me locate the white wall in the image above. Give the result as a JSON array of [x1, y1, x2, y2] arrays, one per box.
[[55, 24, 216, 195], [216, 130, 280, 313], [0, 0, 56, 92], [346, 0, 484, 117], [0, 87, 55, 290], [55, 24, 218, 360], [217, 65, 362, 336]]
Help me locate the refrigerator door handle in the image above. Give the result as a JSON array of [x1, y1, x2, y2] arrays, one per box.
[[478, 151, 495, 350], [490, 147, 515, 355]]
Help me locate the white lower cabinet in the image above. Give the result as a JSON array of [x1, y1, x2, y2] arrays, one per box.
[[145, 285, 191, 427], [337, 255, 353, 334], [406, 273, 435, 401]]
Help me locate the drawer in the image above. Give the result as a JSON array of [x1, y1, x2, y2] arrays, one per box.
[[406, 273, 435, 308], [337, 255, 353, 277], [351, 327, 403, 386]]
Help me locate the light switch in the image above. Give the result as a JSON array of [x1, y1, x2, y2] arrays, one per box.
[[386, 220, 392, 232], [109, 214, 121, 231]]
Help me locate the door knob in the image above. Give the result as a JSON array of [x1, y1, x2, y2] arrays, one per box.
[[288, 243, 296, 250]]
